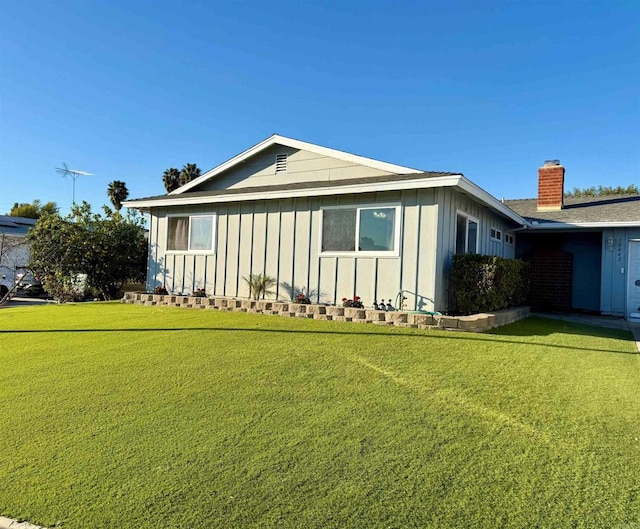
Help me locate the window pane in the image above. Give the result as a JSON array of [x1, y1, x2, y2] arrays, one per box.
[[322, 209, 356, 251], [468, 220, 478, 254], [168, 217, 189, 251], [359, 208, 395, 251], [190, 216, 213, 251], [455, 214, 467, 254]]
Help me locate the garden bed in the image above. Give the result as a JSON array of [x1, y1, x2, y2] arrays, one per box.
[[122, 292, 530, 332]]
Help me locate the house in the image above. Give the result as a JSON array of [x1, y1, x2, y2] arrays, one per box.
[[0, 215, 36, 281], [505, 161, 640, 321], [124, 136, 640, 320], [124, 135, 525, 312]]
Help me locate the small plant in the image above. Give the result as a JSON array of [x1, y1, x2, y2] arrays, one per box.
[[153, 285, 168, 295], [293, 292, 311, 304], [342, 295, 363, 308], [243, 273, 276, 300], [192, 288, 206, 297]]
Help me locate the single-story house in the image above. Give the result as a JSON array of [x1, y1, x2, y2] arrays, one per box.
[[125, 135, 525, 312], [124, 135, 640, 320]]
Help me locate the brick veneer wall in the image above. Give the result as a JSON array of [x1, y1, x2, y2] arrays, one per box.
[[529, 250, 573, 310]]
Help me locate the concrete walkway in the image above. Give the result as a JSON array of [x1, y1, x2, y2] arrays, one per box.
[[0, 516, 46, 529], [535, 311, 640, 352]]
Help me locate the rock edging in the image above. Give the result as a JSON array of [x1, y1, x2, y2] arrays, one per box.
[[122, 293, 530, 332]]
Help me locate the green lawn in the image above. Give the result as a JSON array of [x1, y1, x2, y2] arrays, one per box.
[[1, 303, 638, 528]]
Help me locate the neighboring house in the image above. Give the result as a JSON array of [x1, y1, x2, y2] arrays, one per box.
[[124, 135, 524, 312], [505, 161, 640, 321], [0, 215, 36, 283]]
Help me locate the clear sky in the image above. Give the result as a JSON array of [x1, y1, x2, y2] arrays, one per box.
[[1, 0, 638, 215]]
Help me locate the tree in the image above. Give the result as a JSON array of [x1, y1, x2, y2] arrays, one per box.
[[9, 200, 58, 218], [107, 180, 129, 211], [178, 163, 201, 187], [565, 184, 639, 198], [28, 202, 147, 301], [163, 167, 181, 193]]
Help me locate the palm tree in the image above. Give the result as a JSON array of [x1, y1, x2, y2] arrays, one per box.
[[106, 180, 129, 211], [178, 163, 202, 187], [163, 167, 181, 193]]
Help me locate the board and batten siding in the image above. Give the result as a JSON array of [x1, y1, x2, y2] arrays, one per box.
[[433, 188, 519, 310], [146, 190, 441, 311]]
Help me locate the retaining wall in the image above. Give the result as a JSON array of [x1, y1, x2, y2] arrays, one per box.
[[122, 293, 530, 332]]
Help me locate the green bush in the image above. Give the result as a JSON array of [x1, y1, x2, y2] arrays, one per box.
[[450, 254, 529, 314]]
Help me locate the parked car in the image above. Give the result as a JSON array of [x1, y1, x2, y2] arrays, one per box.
[[0, 275, 12, 298], [15, 273, 46, 297]]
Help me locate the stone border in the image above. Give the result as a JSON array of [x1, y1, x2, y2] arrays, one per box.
[[122, 293, 530, 332]]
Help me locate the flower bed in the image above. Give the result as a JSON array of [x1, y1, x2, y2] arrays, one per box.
[[122, 293, 530, 332]]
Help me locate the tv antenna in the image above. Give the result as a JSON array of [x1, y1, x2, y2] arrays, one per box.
[[56, 162, 94, 204]]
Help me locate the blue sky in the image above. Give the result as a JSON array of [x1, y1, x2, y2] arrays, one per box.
[[1, 0, 638, 215]]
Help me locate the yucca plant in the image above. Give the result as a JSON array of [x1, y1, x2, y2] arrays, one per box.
[[243, 273, 276, 300]]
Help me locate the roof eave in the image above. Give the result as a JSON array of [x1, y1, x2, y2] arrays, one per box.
[[525, 221, 640, 230], [125, 175, 464, 209]]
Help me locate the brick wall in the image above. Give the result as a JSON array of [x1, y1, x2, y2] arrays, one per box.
[[529, 251, 573, 310]]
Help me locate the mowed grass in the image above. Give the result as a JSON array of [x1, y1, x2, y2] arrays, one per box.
[[0, 303, 639, 529]]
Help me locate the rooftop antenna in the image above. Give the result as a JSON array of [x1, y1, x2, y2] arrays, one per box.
[[56, 162, 94, 205]]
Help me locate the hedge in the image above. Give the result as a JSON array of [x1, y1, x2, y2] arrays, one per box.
[[450, 254, 530, 314]]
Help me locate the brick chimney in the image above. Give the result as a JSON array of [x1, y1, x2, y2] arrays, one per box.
[[537, 160, 565, 211]]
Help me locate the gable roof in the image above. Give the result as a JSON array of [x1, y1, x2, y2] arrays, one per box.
[[172, 134, 421, 194], [124, 135, 527, 225], [505, 194, 640, 229]]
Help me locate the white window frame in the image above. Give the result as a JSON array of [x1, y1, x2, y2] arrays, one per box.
[[505, 232, 515, 246], [490, 226, 503, 243], [166, 214, 216, 254], [455, 211, 479, 255], [319, 203, 402, 258]]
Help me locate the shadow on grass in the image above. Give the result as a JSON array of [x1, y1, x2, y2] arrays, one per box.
[[0, 325, 636, 355]]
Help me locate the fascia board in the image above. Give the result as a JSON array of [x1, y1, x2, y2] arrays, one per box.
[[525, 221, 640, 230], [171, 134, 421, 195], [125, 175, 464, 209], [456, 177, 527, 226]]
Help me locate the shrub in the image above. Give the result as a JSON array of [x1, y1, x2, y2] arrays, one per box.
[[450, 254, 529, 314]]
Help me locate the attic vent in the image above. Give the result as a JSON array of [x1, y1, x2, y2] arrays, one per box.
[[275, 153, 288, 173]]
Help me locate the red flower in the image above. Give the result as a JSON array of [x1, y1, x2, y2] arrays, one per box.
[[342, 298, 347, 302], [354, 296, 360, 300]]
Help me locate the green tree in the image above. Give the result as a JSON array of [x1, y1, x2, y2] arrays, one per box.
[[178, 163, 201, 187], [9, 200, 58, 218], [162, 167, 180, 193], [28, 202, 147, 301], [107, 180, 129, 210], [565, 184, 639, 198]]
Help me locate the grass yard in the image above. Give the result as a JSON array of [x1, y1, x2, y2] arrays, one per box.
[[0, 303, 639, 528]]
